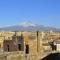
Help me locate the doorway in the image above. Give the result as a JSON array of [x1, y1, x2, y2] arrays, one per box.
[[25, 45, 29, 54], [7, 45, 9, 52], [18, 44, 21, 51]]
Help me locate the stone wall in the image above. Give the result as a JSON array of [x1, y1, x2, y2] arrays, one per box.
[[0, 55, 7, 60], [0, 51, 40, 60]]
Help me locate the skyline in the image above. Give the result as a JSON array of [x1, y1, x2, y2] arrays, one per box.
[[0, 0, 60, 28]]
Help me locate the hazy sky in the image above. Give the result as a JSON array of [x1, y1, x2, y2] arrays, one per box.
[[0, 0, 60, 28]]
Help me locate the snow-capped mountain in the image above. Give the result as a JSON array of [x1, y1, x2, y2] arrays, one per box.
[[19, 22, 36, 27], [0, 22, 60, 32]]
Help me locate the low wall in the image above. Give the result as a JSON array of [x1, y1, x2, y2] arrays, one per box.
[[0, 51, 39, 60], [0, 55, 7, 60]]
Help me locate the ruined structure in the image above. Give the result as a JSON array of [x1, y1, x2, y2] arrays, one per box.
[[3, 32, 24, 52]]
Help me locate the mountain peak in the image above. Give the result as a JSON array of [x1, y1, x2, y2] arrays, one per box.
[[19, 22, 36, 27]]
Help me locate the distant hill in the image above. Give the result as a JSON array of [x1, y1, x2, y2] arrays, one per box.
[[0, 22, 60, 32]]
